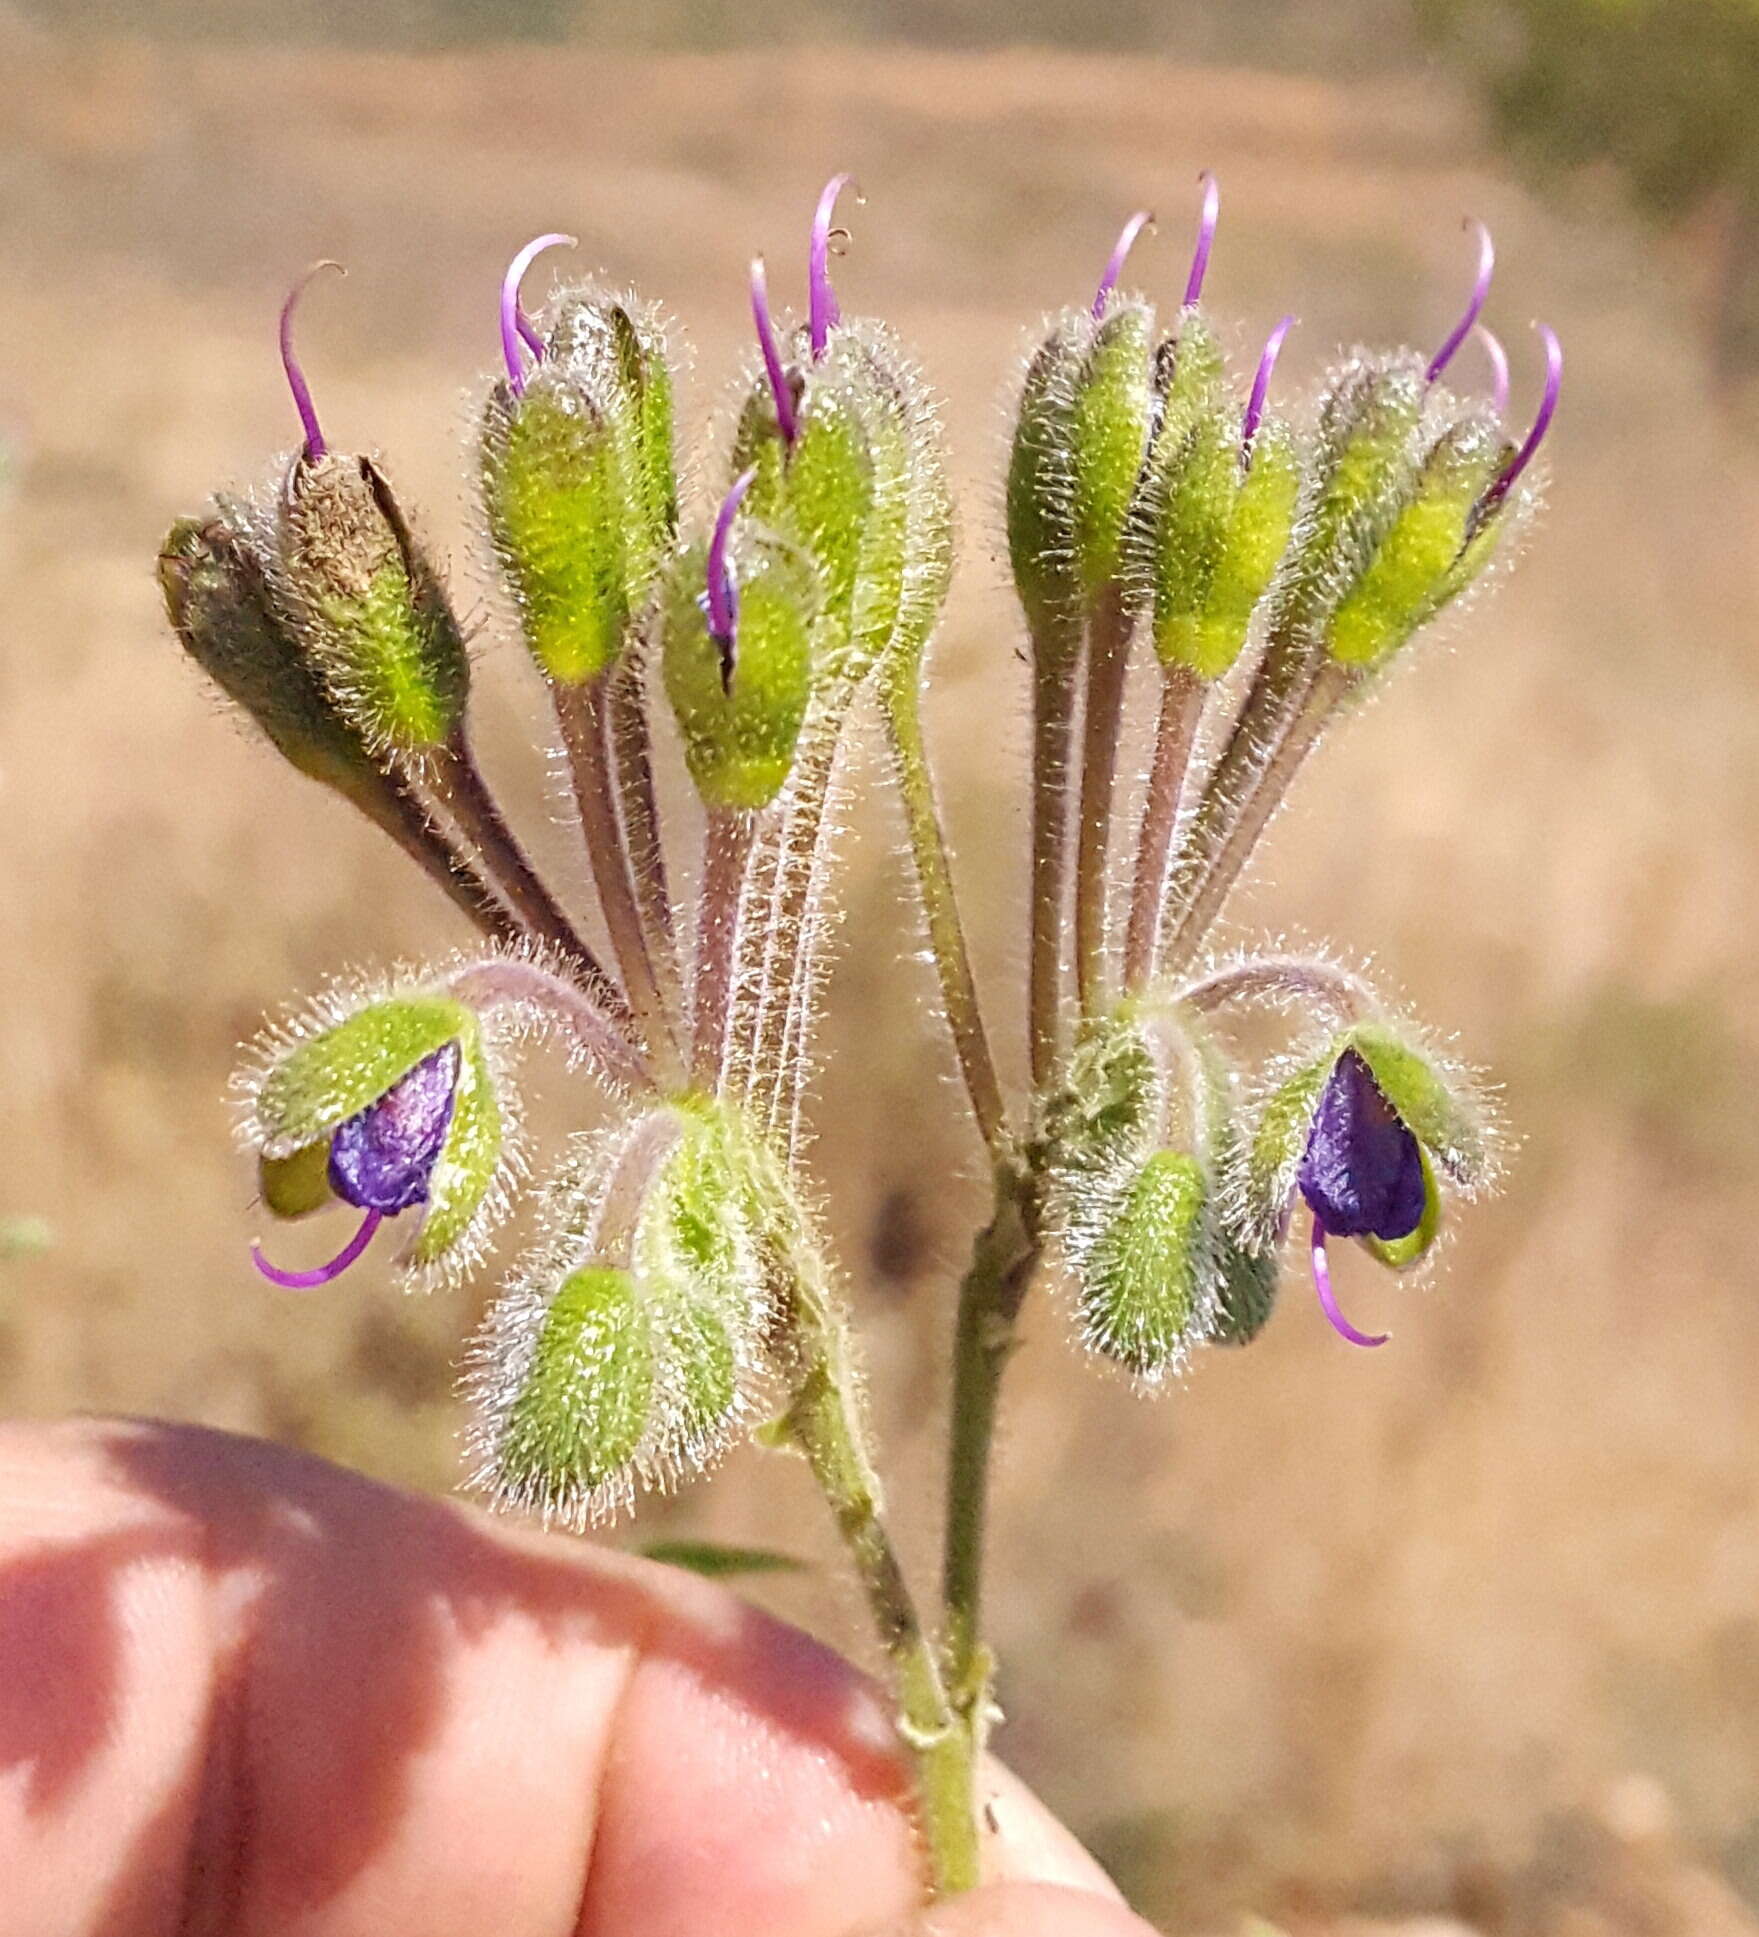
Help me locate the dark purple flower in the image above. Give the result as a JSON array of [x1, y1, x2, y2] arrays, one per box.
[[328, 1039, 462, 1215], [252, 1039, 463, 1292], [1297, 1048, 1427, 1245]]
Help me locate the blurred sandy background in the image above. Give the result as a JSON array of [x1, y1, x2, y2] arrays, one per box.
[[2, 3, 1758, 1931]]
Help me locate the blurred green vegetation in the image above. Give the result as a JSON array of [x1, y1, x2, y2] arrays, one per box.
[[1419, 0, 1759, 382]]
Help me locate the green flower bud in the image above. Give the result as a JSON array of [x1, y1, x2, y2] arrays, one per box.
[[1070, 302, 1154, 596], [1006, 322, 1084, 638], [238, 983, 518, 1292], [468, 1100, 778, 1525], [661, 496, 818, 812], [482, 288, 679, 686], [276, 452, 470, 755], [1081, 1150, 1210, 1377]]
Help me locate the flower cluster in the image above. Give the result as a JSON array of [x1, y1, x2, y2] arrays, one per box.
[[159, 169, 1552, 1892]]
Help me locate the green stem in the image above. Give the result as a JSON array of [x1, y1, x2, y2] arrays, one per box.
[[782, 1267, 981, 1896], [692, 807, 754, 1088], [939, 1151, 1043, 1754], [1073, 589, 1134, 1015], [1028, 625, 1080, 1089], [1122, 662, 1204, 991], [883, 674, 1006, 1154]]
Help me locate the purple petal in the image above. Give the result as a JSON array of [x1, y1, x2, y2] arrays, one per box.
[[1183, 171, 1220, 309], [253, 1207, 383, 1291], [748, 257, 799, 446], [328, 1039, 461, 1215], [1298, 1048, 1428, 1242], [500, 233, 576, 397], [1473, 322, 1511, 418], [1484, 322, 1562, 507], [1426, 217, 1495, 385], [1093, 209, 1154, 320], [280, 260, 345, 462], [705, 466, 757, 686], [809, 173, 856, 360], [1242, 313, 1297, 453], [1310, 1215, 1390, 1349]]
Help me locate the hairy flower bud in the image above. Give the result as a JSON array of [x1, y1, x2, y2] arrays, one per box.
[[158, 515, 380, 795], [661, 484, 818, 811], [468, 1100, 778, 1525], [276, 451, 471, 756], [482, 268, 679, 686], [238, 983, 517, 1290]]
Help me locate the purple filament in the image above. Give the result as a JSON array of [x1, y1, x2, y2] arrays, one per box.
[[500, 233, 576, 396], [1310, 1215, 1389, 1349], [1474, 322, 1511, 418], [252, 1206, 383, 1291], [749, 257, 799, 446], [1485, 322, 1562, 508], [1426, 217, 1495, 385], [515, 306, 546, 361], [706, 466, 757, 685], [1092, 209, 1154, 320], [279, 260, 344, 461], [1183, 171, 1220, 309], [1242, 313, 1296, 453], [809, 173, 856, 360]]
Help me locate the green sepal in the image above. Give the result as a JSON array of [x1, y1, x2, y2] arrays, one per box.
[[1150, 310, 1226, 422], [278, 454, 470, 754], [407, 1030, 504, 1269], [1007, 323, 1084, 638], [661, 532, 816, 810], [1343, 1021, 1489, 1187], [1245, 1048, 1336, 1241], [760, 385, 876, 641], [1070, 301, 1154, 595], [1081, 1151, 1209, 1377], [1325, 419, 1503, 671], [496, 1265, 656, 1498], [255, 995, 474, 1157], [257, 1139, 335, 1221], [1210, 1232, 1279, 1345], [1362, 1144, 1442, 1270], [482, 378, 630, 685], [1200, 419, 1301, 671]]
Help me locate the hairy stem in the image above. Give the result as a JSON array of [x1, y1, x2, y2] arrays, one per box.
[[556, 678, 682, 1082], [883, 674, 1005, 1153], [692, 807, 755, 1088], [348, 767, 527, 947], [940, 1151, 1043, 1761], [443, 957, 652, 1093], [1028, 628, 1080, 1090], [1122, 663, 1204, 991], [606, 652, 682, 997], [1073, 590, 1135, 1015], [1176, 953, 1378, 1022], [426, 731, 629, 1025], [1160, 657, 1352, 976], [780, 1257, 980, 1897]]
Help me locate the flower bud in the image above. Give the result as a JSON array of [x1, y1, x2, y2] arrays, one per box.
[[158, 515, 379, 795], [481, 269, 679, 686], [239, 986, 514, 1290], [469, 1100, 777, 1525], [276, 451, 471, 755], [661, 481, 818, 811], [1080, 1149, 1211, 1377]]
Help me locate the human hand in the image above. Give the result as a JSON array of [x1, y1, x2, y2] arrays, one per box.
[[0, 1418, 1153, 1936]]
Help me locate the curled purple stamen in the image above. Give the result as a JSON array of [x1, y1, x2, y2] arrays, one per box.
[[1310, 1215, 1389, 1349], [252, 1206, 383, 1291], [500, 233, 576, 397], [706, 466, 757, 687], [1093, 209, 1154, 320], [1183, 171, 1220, 309], [1484, 322, 1562, 508], [280, 260, 345, 461], [1474, 322, 1511, 418], [749, 257, 799, 446], [1242, 313, 1297, 454], [1426, 217, 1495, 385], [515, 306, 546, 361], [809, 173, 857, 360]]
